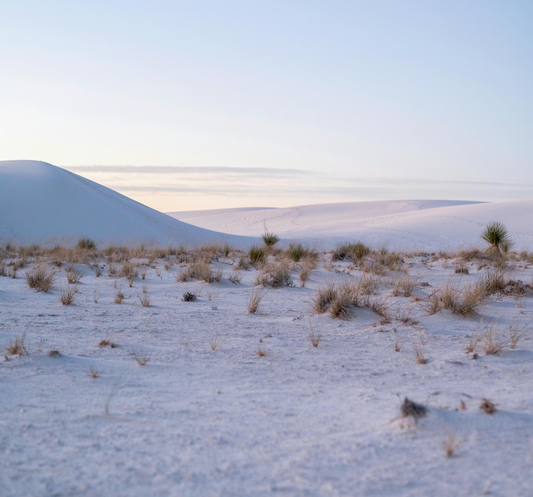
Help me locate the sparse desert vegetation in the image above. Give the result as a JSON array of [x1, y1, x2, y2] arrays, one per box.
[[1, 240, 533, 496]]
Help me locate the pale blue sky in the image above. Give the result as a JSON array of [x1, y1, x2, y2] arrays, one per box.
[[1, 1, 532, 211]]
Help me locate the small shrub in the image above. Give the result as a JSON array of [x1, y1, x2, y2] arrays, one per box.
[[479, 398, 496, 415], [249, 245, 266, 265], [182, 291, 196, 302], [286, 243, 306, 262], [48, 349, 61, 357], [98, 339, 117, 348], [400, 397, 427, 419], [139, 295, 150, 307], [255, 347, 267, 357], [77, 238, 96, 250]]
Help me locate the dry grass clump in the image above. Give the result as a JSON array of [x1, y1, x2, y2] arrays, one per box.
[[465, 333, 481, 353], [114, 289, 125, 304], [312, 278, 385, 319], [134, 353, 150, 366], [414, 344, 428, 364], [391, 274, 420, 297], [66, 265, 82, 284], [443, 431, 463, 458], [455, 266, 469, 274], [48, 349, 61, 357], [120, 261, 138, 280], [255, 259, 293, 288], [25, 265, 54, 292], [255, 347, 267, 357], [139, 294, 150, 307], [333, 241, 371, 261], [248, 288, 266, 314], [508, 322, 526, 349], [429, 279, 485, 316], [6, 335, 29, 356], [60, 285, 76, 305], [299, 262, 313, 287], [108, 263, 118, 276], [177, 261, 222, 283], [98, 339, 117, 348], [483, 329, 503, 355], [481, 270, 506, 296], [228, 270, 243, 284]]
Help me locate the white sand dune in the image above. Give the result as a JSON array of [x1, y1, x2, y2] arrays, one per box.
[[0, 161, 255, 247], [170, 199, 533, 251]]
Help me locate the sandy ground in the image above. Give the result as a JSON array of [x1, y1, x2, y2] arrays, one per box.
[[1, 250, 532, 496]]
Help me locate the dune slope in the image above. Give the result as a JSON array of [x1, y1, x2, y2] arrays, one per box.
[[0, 161, 253, 247], [170, 199, 533, 251]]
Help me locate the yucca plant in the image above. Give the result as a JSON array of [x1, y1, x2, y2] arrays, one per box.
[[481, 222, 511, 253], [261, 230, 280, 247]]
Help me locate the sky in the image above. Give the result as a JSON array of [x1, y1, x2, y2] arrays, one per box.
[[1, 1, 532, 212]]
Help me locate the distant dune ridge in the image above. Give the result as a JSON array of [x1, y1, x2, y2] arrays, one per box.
[[170, 199, 533, 252], [0, 160, 254, 247], [2, 160, 532, 251]]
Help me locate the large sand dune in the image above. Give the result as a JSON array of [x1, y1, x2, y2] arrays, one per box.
[[170, 199, 533, 251], [0, 161, 254, 247]]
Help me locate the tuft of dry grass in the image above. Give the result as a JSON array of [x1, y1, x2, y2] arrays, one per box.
[[60, 285, 76, 305], [465, 333, 481, 353], [394, 340, 402, 352], [309, 325, 322, 348], [299, 263, 313, 287], [98, 339, 117, 348], [479, 398, 496, 414], [114, 288, 125, 304], [90, 368, 100, 378], [48, 349, 61, 357], [508, 322, 525, 349], [139, 294, 150, 307], [255, 347, 267, 357], [483, 329, 503, 355], [6, 335, 29, 356], [25, 265, 54, 292], [228, 270, 243, 284], [443, 431, 463, 458], [248, 288, 266, 314], [134, 353, 150, 366], [66, 265, 82, 284], [414, 344, 428, 364]]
